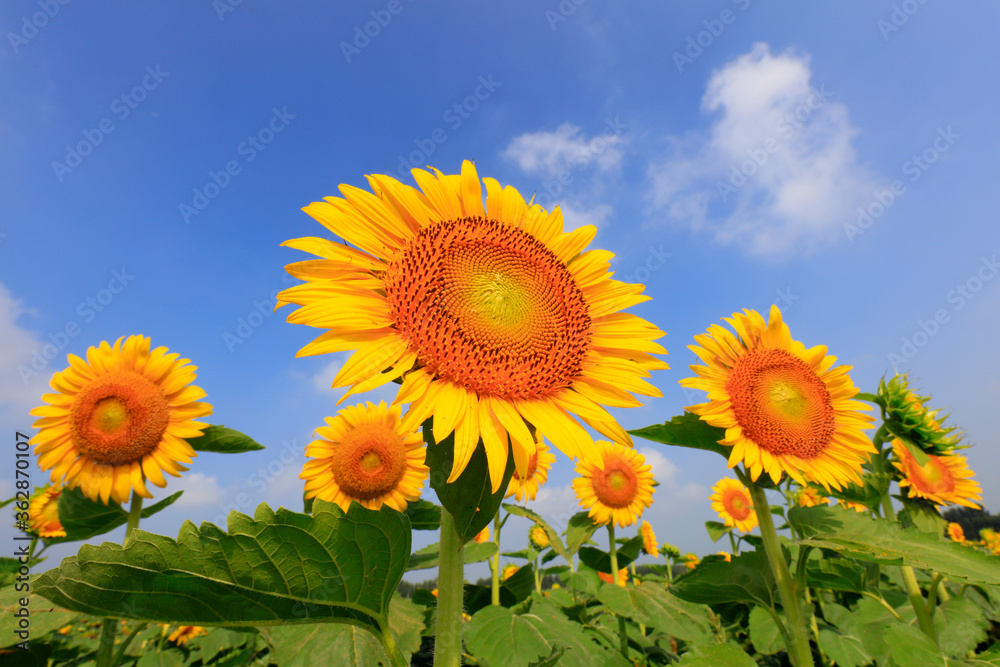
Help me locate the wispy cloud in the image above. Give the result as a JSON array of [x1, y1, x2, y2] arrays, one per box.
[[504, 122, 625, 178]]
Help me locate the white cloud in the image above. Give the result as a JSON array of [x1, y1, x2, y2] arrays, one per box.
[[171, 472, 225, 509], [554, 201, 614, 232], [0, 283, 48, 431], [504, 123, 625, 178], [647, 43, 880, 259]]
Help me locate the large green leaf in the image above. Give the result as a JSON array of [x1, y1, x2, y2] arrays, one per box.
[[747, 606, 783, 655], [0, 586, 78, 648], [675, 643, 757, 667], [805, 558, 879, 594], [424, 422, 515, 543], [563, 512, 600, 556], [935, 597, 990, 659], [578, 535, 644, 573], [502, 504, 571, 565], [403, 499, 441, 531], [185, 424, 264, 453], [597, 583, 715, 643], [34, 501, 410, 636], [405, 541, 498, 571], [43, 487, 182, 545], [669, 547, 776, 609], [629, 412, 728, 459], [884, 624, 946, 667], [817, 628, 872, 667], [790, 505, 1000, 585]]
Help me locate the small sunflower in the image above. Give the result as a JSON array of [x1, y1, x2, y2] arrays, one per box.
[[640, 520, 658, 556], [681, 306, 875, 490], [599, 568, 628, 586], [682, 553, 700, 570], [879, 375, 962, 455], [27, 485, 65, 538], [572, 440, 655, 528], [795, 487, 829, 508], [505, 437, 555, 502], [891, 439, 981, 509], [660, 543, 681, 560], [716, 551, 732, 562], [301, 401, 429, 512], [279, 160, 668, 493], [501, 564, 519, 581], [529, 524, 550, 550], [472, 526, 490, 544], [165, 625, 207, 645], [841, 500, 869, 513], [30, 336, 212, 505], [709, 477, 757, 533], [946, 522, 965, 544]]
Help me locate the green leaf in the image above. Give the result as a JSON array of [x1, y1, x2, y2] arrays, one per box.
[[675, 642, 757, 666], [188, 628, 255, 663], [805, 558, 879, 594], [705, 520, 732, 543], [0, 586, 78, 649], [629, 412, 728, 459], [817, 628, 872, 667], [403, 499, 441, 531], [578, 535, 644, 573], [884, 623, 946, 667], [560, 567, 601, 597], [529, 646, 566, 667], [137, 648, 186, 667], [670, 547, 776, 609], [790, 505, 1000, 585], [597, 583, 715, 643], [43, 487, 183, 546], [502, 504, 571, 565], [747, 606, 783, 655], [935, 597, 989, 659], [185, 424, 265, 453], [405, 541, 498, 571], [466, 564, 535, 613], [424, 422, 514, 542], [563, 512, 599, 556], [899, 498, 947, 535], [34, 501, 410, 637]]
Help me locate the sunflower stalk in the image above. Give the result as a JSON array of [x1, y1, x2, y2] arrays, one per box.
[[435, 507, 465, 667], [96, 493, 145, 667], [490, 510, 501, 606], [606, 523, 629, 660], [747, 482, 814, 667]]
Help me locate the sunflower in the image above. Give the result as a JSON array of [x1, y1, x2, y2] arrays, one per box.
[[795, 487, 829, 508], [165, 625, 207, 645], [716, 552, 732, 562], [27, 485, 65, 538], [640, 520, 658, 555], [879, 375, 962, 455], [573, 440, 655, 528], [681, 306, 875, 491], [891, 439, 981, 509], [841, 500, 869, 513], [278, 161, 668, 493], [660, 543, 681, 560], [473, 526, 490, 543], [709, 477, 758, 533], [599, 568, 628, 586], [946, 522, 965, 544], [29, 336, 212, 505], [682, 553, 700, 570], [528, 524, 549, 550], [301, 401, 429, 512], [501, 564, 519, 581], [505, 437, 555, 502]]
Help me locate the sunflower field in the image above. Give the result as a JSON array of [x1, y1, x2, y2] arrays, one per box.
[[4, 162, 1000, 667]]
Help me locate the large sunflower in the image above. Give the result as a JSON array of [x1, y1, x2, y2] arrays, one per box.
[[505, 437, 556, 502], [891, 439, 981, 509], [681, 306, 875, 490], [279, 161, 667, 492], [30, 336, 212, 505], [28, 485, 65, 538], [301, 401, 429, 512], [709, 477, 758, 533], [572, 440, 655, 528]]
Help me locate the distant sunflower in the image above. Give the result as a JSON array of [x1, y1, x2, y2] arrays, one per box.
[[640, 521, 658, 556], [946, 522, 965, 544], [165, 625, 207, 645], [30, 336, 212, 505], [682, 553, 699, 570], [660, 543, 681, 560], [301, 402, 429, 512], [681, 306, 875, 490], [501, 564, 519, 581], [529, 524, 549, 550], [795, 487, 829, 508], [573, 440, 655, 528], [709, 477, 757, 533], [716, 552, 732, 562], [473, 526, 489, 544], [599, 568, 628, 586], [891, 439, 981, 509], [505, 438, 555, 503], [841, 501, 869, 513], [279, 160, 668, 492], [27, 485, 65, 538]]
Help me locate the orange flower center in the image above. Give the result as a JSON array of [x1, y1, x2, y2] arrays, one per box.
[[726, 348, 835, 458], [514, 451, 539, 481], [905, 452, 955, 495], [723, 488, 752, 521], [591, 459, 638, 508], [384, 217, 591, 400], [330, 423, 407, 500], [69, 371, 171, 465]]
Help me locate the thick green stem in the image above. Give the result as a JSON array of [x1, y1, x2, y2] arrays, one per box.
[[125, 495, 143, 544], [435, 508, 465, 667], [728, 530, 739, 556], [490, 511, 501, 606], [380, 622, 408, 667], [748, 483, 814, 667], [97, 494, 144, 667], [607, 524, 628, 660]]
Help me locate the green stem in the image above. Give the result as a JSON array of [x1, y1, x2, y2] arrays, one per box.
[[728, 530, 739, 556], [125, 495, 143, 544], [435, 507, 465, 667], [97, 494, 145, 667], [748, 482, 814, 667], [490, 511, 501, 606], [109, 622, 147, 667], [533, 554, 541, 594], [380, 621, 408, 667], [607, 524, 628, 660]]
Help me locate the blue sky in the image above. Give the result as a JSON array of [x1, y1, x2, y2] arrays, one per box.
[[2, 1, 999, 581]]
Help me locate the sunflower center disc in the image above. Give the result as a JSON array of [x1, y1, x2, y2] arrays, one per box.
[[910, 456, 954, 494], [70, 370, 171, 466], [724, 491, 752, 521], [593, 462, 638, 508], [384, 217, 591, 400], [726, 348, 835, 458], [332, 426, 407, 500]]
